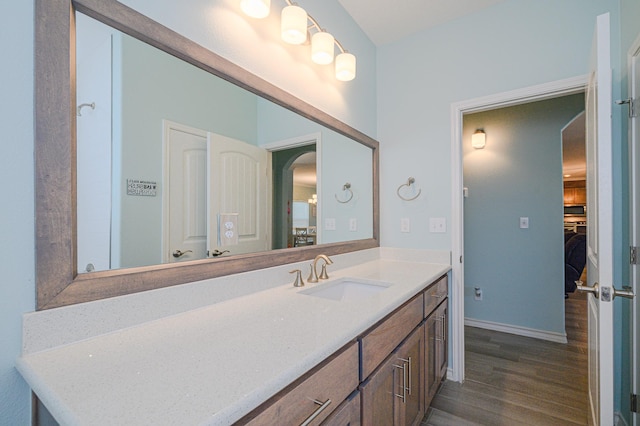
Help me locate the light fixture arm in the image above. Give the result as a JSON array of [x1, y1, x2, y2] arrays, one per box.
[[283, 0, 347, 54]]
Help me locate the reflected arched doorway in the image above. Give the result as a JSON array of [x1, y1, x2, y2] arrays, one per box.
[[272, 145, 316, 249]]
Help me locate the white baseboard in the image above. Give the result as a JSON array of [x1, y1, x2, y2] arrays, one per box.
[[465, 318, 568, 343]]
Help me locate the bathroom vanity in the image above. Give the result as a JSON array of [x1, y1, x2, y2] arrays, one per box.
[[18, 249, 450, 425]]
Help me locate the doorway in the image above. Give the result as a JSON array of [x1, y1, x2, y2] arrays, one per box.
[[450, 76, 588, 382], [272, 147, 317, 249]]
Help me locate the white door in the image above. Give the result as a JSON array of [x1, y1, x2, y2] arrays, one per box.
[[208, 133, 270, 256], [580, 13, 625, 425], [163, 122, 208, 263], [630, 34, 640, 426]]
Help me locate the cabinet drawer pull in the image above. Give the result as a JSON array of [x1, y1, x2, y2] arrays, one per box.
[[300, 398, 332, 426], [393, 363, 407, 403], [432, 293, 445, 299], [398, 357, 412, 395]]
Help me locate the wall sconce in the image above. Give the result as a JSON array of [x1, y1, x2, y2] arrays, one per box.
[[472, 129, 486, 149], [241, 0, 356, 81]]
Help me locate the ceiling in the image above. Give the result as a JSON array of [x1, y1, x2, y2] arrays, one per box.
[[337, 0, 509, 46]]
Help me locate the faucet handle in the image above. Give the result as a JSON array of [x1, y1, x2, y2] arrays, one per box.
[[319, 263, 329, 280], [307, 263, 319, 283], [289, 269, 304, 287]]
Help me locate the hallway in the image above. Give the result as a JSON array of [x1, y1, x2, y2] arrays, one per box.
[[423, 291, 588, 425]]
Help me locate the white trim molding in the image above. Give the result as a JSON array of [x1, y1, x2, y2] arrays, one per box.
[[450, 75, 588, 383], [465, 318, 568, 344]]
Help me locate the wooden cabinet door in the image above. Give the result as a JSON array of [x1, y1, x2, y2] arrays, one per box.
[[360, 353, 399, 426], [396, 324, 425, 426], [424, 312, 439, 407], [435, 302, 448, 382]]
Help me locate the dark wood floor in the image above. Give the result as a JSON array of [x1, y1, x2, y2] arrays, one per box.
[[423, 291, 589, 425]]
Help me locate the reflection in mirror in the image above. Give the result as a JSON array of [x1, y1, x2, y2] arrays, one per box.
[[76, 12, 373, 273]]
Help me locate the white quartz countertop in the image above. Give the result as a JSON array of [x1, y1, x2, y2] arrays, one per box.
[[18, 256, 450, 425]]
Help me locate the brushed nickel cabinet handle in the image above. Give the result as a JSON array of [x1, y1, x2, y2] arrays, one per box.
[[300, 398, 332, 426], [393, 362, 407, 403], [399, 357, 412, 395]]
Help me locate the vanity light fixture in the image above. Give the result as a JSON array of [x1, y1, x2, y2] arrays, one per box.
[[471, 129, 486, 149], [241, 0, 356, 81], [240, 0, 271, 19], [281, 4, 307, 44]]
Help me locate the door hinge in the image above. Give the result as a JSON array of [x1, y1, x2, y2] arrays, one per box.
[[631, 246, 639, 265], [631, 393, 639, 413], [616, 98, 638, 118]]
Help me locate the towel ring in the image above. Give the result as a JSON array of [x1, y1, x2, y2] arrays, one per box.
[[77, 102, 96, 116], [335, 182, 354, 204], [397, 177, 421, 201]]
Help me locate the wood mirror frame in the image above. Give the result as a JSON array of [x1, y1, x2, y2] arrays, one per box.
[[35, 0, 379, 310]]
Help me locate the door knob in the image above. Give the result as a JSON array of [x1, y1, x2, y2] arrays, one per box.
[[576, 281, 635, 301], [576, 280, 599, 298], [172, 249, 192, 258]]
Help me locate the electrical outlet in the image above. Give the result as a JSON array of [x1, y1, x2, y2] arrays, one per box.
[[401, 218, 410, 233], [349, 218, 357, 232], [474, 287, 483, 301], [519, 217, 529, 229]]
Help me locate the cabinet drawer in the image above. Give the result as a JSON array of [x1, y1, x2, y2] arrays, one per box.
[[423, 275, 447, 317], [243, 342, 359, 426], [360, 294, 423, 379]]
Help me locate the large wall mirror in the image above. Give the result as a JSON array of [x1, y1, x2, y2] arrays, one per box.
[[36, 0, 379, 309]]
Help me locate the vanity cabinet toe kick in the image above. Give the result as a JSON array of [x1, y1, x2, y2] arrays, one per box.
[[237, 274, 449, 426]]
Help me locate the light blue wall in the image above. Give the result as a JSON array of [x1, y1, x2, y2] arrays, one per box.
[[257, 99, 374, 243], [378, 0, 617, 251], [115, 32, 259, 268], [463, 94, 585, 334], [377, 0, 627, 417], [0, 1, 34, 425]]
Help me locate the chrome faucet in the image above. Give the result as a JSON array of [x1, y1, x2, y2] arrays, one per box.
[[307, 254, 333, 283]]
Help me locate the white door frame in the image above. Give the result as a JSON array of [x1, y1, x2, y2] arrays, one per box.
[[629, 31, 640, 426], [261, 132, 322, 242], [450, 75, 588, 382]]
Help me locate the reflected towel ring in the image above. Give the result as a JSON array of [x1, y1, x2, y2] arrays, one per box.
[[335, 182, 354, 204], [397, 177, 421, 201], [77, 102, 96, 116]]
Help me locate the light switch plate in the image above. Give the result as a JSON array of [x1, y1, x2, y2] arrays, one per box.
[[325, 218, 336, 231], [429, 217, 446, 233], [349, 218, 357, 232], [401, 218, 410, 233]]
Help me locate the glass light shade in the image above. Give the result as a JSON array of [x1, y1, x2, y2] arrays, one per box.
[[240, 0, 270, 19], [471, 130, 486, 149], [335, 52, 356, 81], [311, 31, 335, 65], [281, 5, 307, 45]]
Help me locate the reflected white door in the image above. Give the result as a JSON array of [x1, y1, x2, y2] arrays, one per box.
[[164, 122, 208, 263], [582, 13, 615, 425], [631, 33, 640, 426], [208, 133, 270, 256]]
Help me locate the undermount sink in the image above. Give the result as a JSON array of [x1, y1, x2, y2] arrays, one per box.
[[299, 277, 392, 302]]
